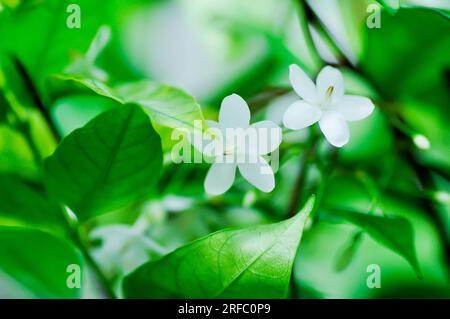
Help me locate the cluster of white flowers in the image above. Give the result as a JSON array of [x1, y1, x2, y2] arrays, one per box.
[[193, 65, 375, 195]]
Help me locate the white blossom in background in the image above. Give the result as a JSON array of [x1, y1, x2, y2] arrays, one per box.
[[65, 25, 111, 81], [194, 94, 282, 195], [91, 224, 166, 277], [283, 64, 375, 147]]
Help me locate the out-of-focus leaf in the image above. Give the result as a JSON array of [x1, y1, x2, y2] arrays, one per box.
[[376, 0, 400, 14], [44, 105, 162, 221], [47, 75, 204, 132], [91, 224, 164, 278], [0, 0, 113, 80], [0, 175, 66, 234], [0, 226, 82, 298], [122, 197, 315, 298], [330, 209, 422, 278], [339, 108, 394, 164], [401, 99, 449, 173], [0, 125, 38, 178], [360, 9, 450, 100]]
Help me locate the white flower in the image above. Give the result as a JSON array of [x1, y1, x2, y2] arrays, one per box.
[[283, 64, 375, 147], [90, 225, 165, 276], [198, 94, 282, 195]]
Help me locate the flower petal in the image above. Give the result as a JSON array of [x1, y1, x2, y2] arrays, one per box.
[[316, 66, 344, 102], [318, 111, 350, 147], [332, 95, 375, 121], [219, 94, 250, 128], [204, 162, 237, 195], [283, 101, 322, 130], [249, 121, 282, 155], [205, 120, 220, 128], [289, 64, 318, 103], [238, 157, 275, 192]]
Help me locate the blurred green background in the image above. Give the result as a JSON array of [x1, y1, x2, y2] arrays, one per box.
[[0, 0, 449, 298]]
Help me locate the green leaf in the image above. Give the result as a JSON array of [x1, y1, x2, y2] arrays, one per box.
[[51, 94, 117, 137], [44, 105, 163, 221], [48, 74, 204, 132], [332, 209, 422, 278], [0, 175, 66, 234], [0, 226, 82, 298], [0, 125, 38, 179], [122, 197, 315, 298]]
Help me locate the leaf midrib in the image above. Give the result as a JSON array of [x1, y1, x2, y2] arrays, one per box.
[[75, 107, 136, 215]]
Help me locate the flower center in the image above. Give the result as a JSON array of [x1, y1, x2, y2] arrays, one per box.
[[323, 85, 334, 106]]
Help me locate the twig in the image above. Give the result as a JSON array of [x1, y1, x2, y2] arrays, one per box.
[[286, 132, 319, 217]]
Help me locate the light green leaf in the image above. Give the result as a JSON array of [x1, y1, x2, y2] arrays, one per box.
[[0, 175, 66, 234], [122, 197, 315, 298], [44, 105, 163, 221], [48, 74, 204, 132], [332, 209, 422, 278], [0, 226, 82, 298]]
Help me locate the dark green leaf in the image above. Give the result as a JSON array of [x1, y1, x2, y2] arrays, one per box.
[[44, 105, 162, 221], [0, 226, 82, 298], [122, 197, 315, 298], [0, 175, 66, 234]]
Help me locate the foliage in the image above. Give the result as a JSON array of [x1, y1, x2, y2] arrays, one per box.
[[0, 0, 448, 299]]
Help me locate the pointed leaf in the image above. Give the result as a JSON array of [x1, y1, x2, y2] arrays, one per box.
[[44, 105, 162, 221], [122, 197, 315, 298]]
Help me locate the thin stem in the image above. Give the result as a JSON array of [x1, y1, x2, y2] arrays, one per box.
[[286, 132, 319, 217]]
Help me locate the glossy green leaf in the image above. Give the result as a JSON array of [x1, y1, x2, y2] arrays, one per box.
[[48, 74, 204, 132], [122, 197, 315, 298], [332, 209, 422, 278], [0, 175, 66, 234], [0, 226, 82, 298], [0, 125, 38, 179], [44, 105, 163, 221]]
